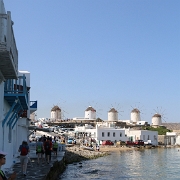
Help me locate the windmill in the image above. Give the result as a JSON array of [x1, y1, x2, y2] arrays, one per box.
[[86, 101, 103, 120], [107, 103, 124, 121], [50, 102, 66, 122], [151, 107, 167, 126], [129, 102, 146, 123]]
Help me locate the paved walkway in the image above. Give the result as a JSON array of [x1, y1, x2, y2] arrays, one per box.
[[7, 152, 65, 180]]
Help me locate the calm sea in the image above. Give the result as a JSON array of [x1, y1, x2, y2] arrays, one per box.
[[59, 148, 180, 180]]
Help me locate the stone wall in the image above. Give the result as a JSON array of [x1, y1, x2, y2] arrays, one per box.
[[43, 157, 66, 180], [158, 135, 165, 144]]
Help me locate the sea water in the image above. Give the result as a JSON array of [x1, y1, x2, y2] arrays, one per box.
[[59, 148, 180, 180]]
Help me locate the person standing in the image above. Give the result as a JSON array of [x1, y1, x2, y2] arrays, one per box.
[[0, 151, 16, 180], [18, 140, 29, 176], [36, 138, 44, 165]]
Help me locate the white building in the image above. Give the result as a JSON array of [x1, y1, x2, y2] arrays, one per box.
[[136, 121, 148, 126], [74, 122, 128, 143], [108, 108, 118, 121], [0, 0, 37, 169], [96, 125, 128, 143], [165, 132, 176, 145], [51, 105, 61, 120], [125, 129, 158, 146], [74, 121, 158, 146]]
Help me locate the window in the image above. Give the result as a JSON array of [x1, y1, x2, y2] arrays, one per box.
[[125, 134, 127, 137], [143, 135, 145, 140], [113, 132, 115, 137], [102, 132, 104, 137], [107, 132, 110, 137], [120, 132, 122, 137], [148, 135, 150, 140]]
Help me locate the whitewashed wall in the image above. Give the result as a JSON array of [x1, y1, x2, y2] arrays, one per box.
[[152, 116, 161, 126], [1, 99, 16, 169], [108, 112, 118, 121], [131, 112, 140, 123], [96, 127, 128, 142], [85, 110, 96, 119], [175, 136, 180, 145], [51, 110, 61, 119], [125, 130, 158, 146]]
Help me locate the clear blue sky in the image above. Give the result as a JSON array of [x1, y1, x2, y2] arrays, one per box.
[[4, 0, 180, 123]]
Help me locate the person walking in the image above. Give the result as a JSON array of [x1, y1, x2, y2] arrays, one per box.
[[0, 151, 16, 180], [36, 138, 44, 165], [53, 140, 58, 157], [18, 140, 29, 176], [43, 138, 52, 164]]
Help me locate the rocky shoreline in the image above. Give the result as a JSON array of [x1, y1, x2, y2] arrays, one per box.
[[64, 145, 110, 164], [45, 145, 109, 179]]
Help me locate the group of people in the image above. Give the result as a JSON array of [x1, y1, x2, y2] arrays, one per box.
[[0, 135, 61, 179], [36, 135, 59, 165]]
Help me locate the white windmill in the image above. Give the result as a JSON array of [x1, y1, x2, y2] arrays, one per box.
[[107, 103, 124, 122], [151, 107, 167, 127], [130, 103, 146, 124]]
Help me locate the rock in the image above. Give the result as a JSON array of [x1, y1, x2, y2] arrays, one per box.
[[64, 145, 109, 164]]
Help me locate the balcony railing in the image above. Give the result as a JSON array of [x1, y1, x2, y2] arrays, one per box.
[[4, 75, 29, 110], [0, 11, 18, 79]]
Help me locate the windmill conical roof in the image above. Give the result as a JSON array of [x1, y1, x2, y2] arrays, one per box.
[[85, 106, 96, 112], [109, 108, 118, 113], [131, 108, 140, 113], [51, 105, 61, 111], [152, 113, 161, 118]]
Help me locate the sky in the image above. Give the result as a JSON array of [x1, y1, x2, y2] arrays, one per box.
[[3, 0, 180, 123]]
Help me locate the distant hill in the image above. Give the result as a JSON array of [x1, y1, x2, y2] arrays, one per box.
[[162, 123, 180, 130]]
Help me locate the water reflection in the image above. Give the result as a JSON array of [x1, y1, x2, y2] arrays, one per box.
[[60, 148, 180, 180]]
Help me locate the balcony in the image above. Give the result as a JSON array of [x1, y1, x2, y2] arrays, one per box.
[[4, 75, 29, 110], [2, 75, 29, 128], [0, 11, 18, 79]]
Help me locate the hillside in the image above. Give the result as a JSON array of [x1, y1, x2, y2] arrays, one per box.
[[162, 123, 180, 130]]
